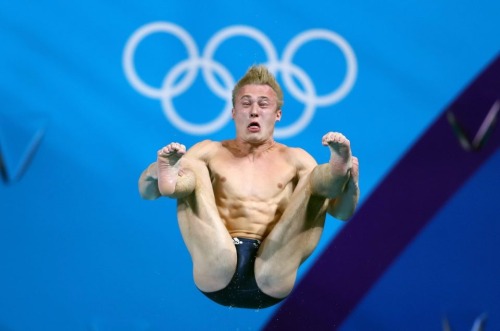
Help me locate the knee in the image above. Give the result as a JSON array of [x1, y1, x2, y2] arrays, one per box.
[[193, 248, 237, 292], [255, 267, 296, 299]]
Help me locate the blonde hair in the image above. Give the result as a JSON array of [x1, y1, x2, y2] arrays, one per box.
[[232, 65, 284, 109]]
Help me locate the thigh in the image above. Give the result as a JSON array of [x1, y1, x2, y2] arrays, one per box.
[[254, 176, 329, 298], [176, 162, 236, 292]]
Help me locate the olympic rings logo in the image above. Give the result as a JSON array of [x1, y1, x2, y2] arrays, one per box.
[[123, 22, 357, 138]]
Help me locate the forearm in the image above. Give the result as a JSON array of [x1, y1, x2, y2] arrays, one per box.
[[138, 162, 161, 200], [328, 176, 359, 220]]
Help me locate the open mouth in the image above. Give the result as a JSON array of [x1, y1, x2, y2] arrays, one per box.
[[248, 122, 260, 130]]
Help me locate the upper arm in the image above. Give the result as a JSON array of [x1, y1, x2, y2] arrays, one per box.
[[184, 139, 218, 160]]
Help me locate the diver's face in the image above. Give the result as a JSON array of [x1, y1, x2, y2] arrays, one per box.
[[232, 84, 282, 143]]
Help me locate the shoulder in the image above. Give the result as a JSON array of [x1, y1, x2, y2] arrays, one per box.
[[190, 139, 221, 151], [186, 139, 222, 161], [277, 143, 317, 172]]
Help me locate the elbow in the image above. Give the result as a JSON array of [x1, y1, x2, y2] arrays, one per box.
[[334, 212, 353, 221], [140, 194, 158, 201], [138, 180, 161, 200], [330, 203, 357, 221], [138, 188, 161, 200]]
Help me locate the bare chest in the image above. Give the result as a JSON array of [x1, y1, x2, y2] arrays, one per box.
[[209, 154, 297, 199]]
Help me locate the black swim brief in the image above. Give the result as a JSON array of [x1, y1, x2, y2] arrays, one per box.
[[200, 237, 285, 309]]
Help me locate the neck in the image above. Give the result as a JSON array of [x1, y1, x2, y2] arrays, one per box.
[[230, 137, 276, 156]]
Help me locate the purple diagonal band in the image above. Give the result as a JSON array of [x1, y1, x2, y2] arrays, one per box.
[[264, 54, 500, 330]]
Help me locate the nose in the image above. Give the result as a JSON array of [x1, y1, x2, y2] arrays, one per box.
[[250, 104, 259, 117]]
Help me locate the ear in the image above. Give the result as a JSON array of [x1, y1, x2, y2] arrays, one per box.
[[231, 108, 235, 119], [276, 109, 282, 121]]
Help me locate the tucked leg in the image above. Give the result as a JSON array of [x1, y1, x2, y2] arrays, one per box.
[[254, 175, 330, 298], [176, 161, 237, 292]]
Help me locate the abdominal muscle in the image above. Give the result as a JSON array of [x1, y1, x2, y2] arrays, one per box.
[[207, 141, 299, 241], [215, 182, 293, 241], [219, 198, 284, 240]]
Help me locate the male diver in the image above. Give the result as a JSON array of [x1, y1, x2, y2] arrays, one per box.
[[138, 65, 360, 309]]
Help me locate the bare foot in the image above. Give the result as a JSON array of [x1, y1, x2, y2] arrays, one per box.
[[157, 142, 186, 195], [322, 132, 352, 175]]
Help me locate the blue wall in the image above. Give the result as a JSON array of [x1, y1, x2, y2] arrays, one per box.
[[1, 0, 499, 330]]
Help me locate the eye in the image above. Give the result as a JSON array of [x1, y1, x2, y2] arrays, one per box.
[[240, 98, 252, 106]]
